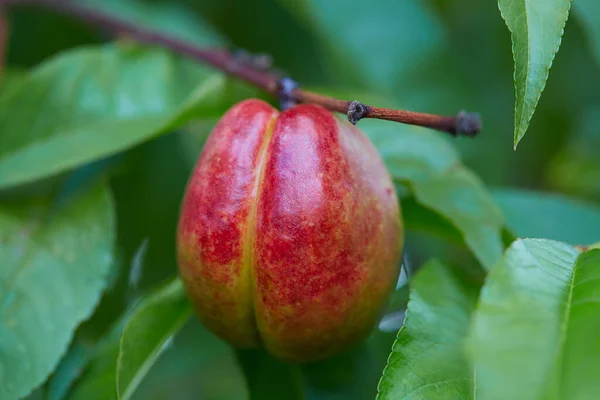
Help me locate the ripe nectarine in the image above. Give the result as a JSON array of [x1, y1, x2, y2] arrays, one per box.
[[177, 99, 403, 362]]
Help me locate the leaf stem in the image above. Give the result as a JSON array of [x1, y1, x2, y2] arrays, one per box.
[[1, 0, 482, 137]]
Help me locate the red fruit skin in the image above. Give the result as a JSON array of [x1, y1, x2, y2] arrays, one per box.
[[177, 99, 278, 347], [177, 99, 403, 362]]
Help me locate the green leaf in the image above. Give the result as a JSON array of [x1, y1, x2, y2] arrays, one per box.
[[377, 260, 479, 399], [467, 239, 600, 399], [80, 0, 226, 46], [573, 0, 600, 68], [116, 278, 192, 400], [0, 43, 257, 190], [492, 188, 600, 245], [363, 120, 505, 270], [0, 182, 115, 400], [498, 0, 572, 147], [413, 167, 505, 269], [401, 197, 463, 245]]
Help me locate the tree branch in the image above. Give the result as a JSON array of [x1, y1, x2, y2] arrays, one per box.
[[1, 0, 482, 137]]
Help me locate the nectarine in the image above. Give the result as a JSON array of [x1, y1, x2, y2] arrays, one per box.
[[177, 99, 403, 362]]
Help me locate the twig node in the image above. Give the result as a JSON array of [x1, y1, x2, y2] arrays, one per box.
[[347, 100, 369, 125]]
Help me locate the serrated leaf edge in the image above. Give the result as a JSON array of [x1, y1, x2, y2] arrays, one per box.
[[497, 0, 573, 149]]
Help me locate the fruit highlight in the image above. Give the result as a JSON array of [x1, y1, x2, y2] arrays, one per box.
[[176, 99, 403, 362]]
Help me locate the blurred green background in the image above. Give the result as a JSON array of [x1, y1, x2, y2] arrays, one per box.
[[4, 0, 600, 399]]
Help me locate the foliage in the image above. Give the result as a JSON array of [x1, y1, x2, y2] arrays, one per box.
[[498, 0, 572, 148], [377, 260, 479, 399], [1, 0, 599, 399], [468, 240, 600, 399], [0, 182, 114, 400]]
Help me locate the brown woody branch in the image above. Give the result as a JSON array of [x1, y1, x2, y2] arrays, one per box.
[[1, 0, 481, 137]]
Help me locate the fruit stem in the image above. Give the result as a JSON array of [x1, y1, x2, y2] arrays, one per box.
[[1, 0, 482, 137]]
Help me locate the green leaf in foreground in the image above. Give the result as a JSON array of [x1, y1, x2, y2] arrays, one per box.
[[468, 239, 600, 399], [0, 43, 257, 190], [116, 278, 192, 400], [0, 182, 115, 400], [363, 120, 504, 269], [377, 260, 478, 400], [498, 0, 572, 147], [492, 188, 600, 245]]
